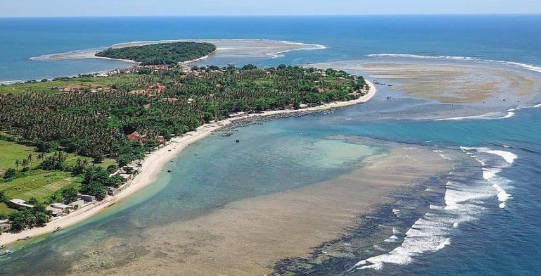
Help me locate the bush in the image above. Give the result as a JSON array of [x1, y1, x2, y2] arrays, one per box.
[[3, 168, 16, 179], [61, 187, 79, 204], [107, 164, 118, 174], [0, 191, 6, 203]]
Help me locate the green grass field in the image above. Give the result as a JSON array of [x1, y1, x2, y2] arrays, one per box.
[[0, 203, 15, 216], [0, 140, 116, 215], [0, 74, 142, 95], [0, 140, 35, 175], [0, 140, 115, 173], [0, 170, 78, 202]]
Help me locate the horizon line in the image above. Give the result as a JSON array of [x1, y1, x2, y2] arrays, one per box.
[[1, 13, 541, 19]]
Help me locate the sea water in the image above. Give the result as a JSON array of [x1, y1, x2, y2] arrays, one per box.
[[0, 16, 540, 275]]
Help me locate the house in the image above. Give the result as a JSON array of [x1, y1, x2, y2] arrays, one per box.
[[79, 194, 96, 203], [8, 199, 34, 210], [119, 173, 133, 182], [229, 112, 246, 118], [147, 83, 167, 93], [127, 131, 147, 144], [0, 219, 11, 232], [50, 203, 72, 213], [164, 97, 178, 103], [68, 200, 86, 210], [46, 207, 62, 217]]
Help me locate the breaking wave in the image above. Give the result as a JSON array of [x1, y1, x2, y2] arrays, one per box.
[[366, 54, 541, 74], [436, 109, 516, 121], [350, 147, 517, 271]]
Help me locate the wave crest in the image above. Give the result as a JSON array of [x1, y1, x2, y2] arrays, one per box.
[[366, 53, 541, 74]]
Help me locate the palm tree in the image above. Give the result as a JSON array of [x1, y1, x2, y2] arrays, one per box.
[[22, 158, 29, 170], [27, 154, 33, 169]]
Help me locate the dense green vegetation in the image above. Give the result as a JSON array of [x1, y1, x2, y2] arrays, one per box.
[[0, 65, 366, 165], [95, 42, 217, 65], [0, 139, 115, 220], [0, 63, 367, 231], [0, 74, 141, 95]]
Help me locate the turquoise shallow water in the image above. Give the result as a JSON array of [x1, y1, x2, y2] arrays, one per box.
[[1, 16, 541, 275]]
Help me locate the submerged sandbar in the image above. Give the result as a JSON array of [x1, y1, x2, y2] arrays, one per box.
[[32, 39, 326, 63], [65, 143, 451, 276]]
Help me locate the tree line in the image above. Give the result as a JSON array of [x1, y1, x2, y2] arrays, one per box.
[[95, 42, 217, 65]]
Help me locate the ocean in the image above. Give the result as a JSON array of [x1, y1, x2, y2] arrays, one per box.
[[0, 16, 541, 275]]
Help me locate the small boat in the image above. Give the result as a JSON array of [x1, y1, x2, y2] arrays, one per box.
[[53, 226, 61, 232], [236, 140, 240, 143]]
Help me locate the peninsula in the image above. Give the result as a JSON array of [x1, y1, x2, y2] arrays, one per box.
[[0, 42, 375, 245]]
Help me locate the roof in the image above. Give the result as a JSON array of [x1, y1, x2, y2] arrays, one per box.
[[127, 131, 146, 142], [10, 199, 26, 204], [9, 199, 34, 208], [51, 203, 71, 209]]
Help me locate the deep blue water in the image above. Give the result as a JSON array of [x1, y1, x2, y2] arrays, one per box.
[[2, 16, 541, 81], [0, 16, 540, 275]]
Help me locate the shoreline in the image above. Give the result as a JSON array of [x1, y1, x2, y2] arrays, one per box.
[[0, 81, 377, 247], [29, 39, 326, 64], [3, 39, 327, 85], [67, 139, 451, 275]]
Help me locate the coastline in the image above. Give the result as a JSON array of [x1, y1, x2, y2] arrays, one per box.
[[66, 138, 452, 275], [29, 39, 326, 64], [0, 81, 377, 247]]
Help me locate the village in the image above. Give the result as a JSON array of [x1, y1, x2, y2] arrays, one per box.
[[0, 161, 143, 239]]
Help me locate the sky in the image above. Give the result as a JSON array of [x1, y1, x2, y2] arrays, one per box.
[[1, 0, 541, 17]]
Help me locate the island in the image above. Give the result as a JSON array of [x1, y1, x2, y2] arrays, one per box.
[[0, 42, 373, 245], [95, 41, 217, 65]]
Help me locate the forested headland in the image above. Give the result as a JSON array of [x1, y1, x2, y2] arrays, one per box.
[[95, 42, 217, 65]]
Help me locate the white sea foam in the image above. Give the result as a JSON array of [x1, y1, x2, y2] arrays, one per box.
[[353, 147, 516, 271], [0, 80, 25, 85], [484, 150, 517, 164], [367, 53, 541, 74], [366, 54, 477, 61], [353, 214, 454, 270], [384, 235, 399, 243], [483, 168, 501, 180], [353, 177, 490, 271], [462, 147, 516, 208], [436, 110, 516, 121]]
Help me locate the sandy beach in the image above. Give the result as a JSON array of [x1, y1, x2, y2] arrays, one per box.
[[0, 81, 376, 247]]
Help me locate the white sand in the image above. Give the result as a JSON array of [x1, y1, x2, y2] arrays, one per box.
[[31, 39, 326, 62], [0, 82, 376, 247]]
